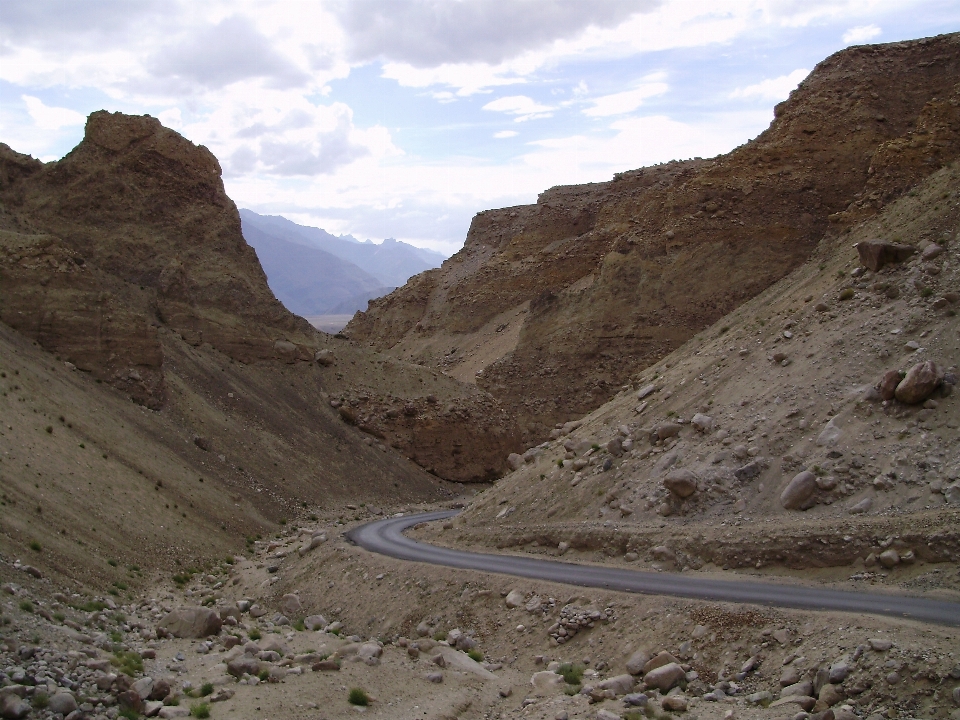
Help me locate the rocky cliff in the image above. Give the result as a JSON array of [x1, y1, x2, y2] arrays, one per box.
[[0, 112, 518, 483], [347, 33, 960, 452]]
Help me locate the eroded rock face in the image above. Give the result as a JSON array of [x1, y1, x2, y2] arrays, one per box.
[[0, 112, 314, 407], [346, 34, 960, 447]]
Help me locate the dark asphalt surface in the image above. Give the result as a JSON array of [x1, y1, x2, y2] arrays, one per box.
[[346, 510, 960, 627]]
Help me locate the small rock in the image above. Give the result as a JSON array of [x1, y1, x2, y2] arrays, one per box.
[[878, 549, 900, 568], [877, 369, 901, 401], [505, 589, 524, 608], [637, 384, 656, 400], [426, 672, 443, 683], [868, 638, 892, 651], [597, 674, 635, 696], [661, 695, 688, 711], [819, 683, 844, 707], [848, 497, 873, 514], [507, 453, 524, 471], [691, 413, 713, 432], [816, 418, 842, 447], [623, 692, 648, 706], [780, 471, 817, 510], [303, 614, 327, 631], [828, 663, 850, 683]]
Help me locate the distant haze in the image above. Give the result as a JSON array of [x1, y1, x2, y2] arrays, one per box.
[[240, 209, 445, 319]]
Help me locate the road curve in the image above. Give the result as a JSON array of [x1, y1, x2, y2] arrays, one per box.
[[346, 510, 960, 627]]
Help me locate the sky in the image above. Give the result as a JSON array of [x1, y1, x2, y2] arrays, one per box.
[[1, 1, 958, 256]]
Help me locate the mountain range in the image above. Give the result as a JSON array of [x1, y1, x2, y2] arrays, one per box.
[[239, 209, 445, 317]]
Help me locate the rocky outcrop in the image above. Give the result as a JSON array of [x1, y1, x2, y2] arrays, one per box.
[[0, 112, 315, 406], [347, 33, 960, 447]]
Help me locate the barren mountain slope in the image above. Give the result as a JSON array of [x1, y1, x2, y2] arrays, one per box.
[[424, 162, 960, 594], [348, 33, 960, 452], [0, 112, 520, 483]]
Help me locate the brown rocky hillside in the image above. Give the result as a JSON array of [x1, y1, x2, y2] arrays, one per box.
[[347, 33, 960, 463], [0, 112, 519, 484]]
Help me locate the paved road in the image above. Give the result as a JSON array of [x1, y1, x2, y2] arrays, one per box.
[[347, 510, 960, 627]]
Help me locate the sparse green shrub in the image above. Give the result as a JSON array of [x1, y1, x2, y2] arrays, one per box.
[[433, 631, 446, 641], [248, 628, 261, 641], [29, 541, 41, 552], [199, 682, 214, 697], [258, 669, 270, 681], [108, 559, 118, 567], [563, 684, 581, 696], [31, 692, 49, 709], [920, 287, 934, 298], [467, 649, 483, 662], [557, 662, 584, 685], [838, 288, 855, 300], [190, 702, 211, 718], [53, 612, 65, 622], [348, 688, 370, 706], [111, 650, 144, 676], [19, 600, 33, 613], [119, 708, 139, 720], [293, 618, 305, 631]]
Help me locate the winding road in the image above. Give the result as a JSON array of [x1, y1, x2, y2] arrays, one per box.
[[346, 510, 960, 627]]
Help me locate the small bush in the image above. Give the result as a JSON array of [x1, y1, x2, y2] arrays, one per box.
[[433, 631, 447, 641], [53, 611, 65, 622], [920, 287, 934, 298], [190, 702, 211, 718], [563, 684, 581, 696], [838, 288, 855, 300], [558, 662, 584, 685], [199, 682, 214, 697], [248, 628, 261, 641], [258, 669, 270, 681], [19, 600, 33, 613], [467, 648, 483, 662], [348, 688, 370, 706], [45, 426, 53, 434], [111, 650, 144, 676], [29, 540, 41, 552], [119, 709, 140, 720], [108, 559, 118, 567], [293, 618, 305, 632], [31, 692, 49, 709], [74, 600, 107, 612]]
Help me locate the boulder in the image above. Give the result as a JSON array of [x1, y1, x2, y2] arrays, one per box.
[[304, 614, 327, 631], [854, 240, 915, 271], [643, 662, 685, 691], [780, 471, 817, 510], [226, 656, 260, 678], [691, 413, 713, 432], [877, 369, 902, 401], [597, 674, 635, 695], [625, 649, 650, 675], [507, 453, 524, 471], [157, 607, 222, 638], [47, 693, 78, 716], [895, 361, 943, 404], [279, 594, 302, 616], [315, 349, 335, 366], [0, 695, 30, 720], [664, 469, 697, 498]]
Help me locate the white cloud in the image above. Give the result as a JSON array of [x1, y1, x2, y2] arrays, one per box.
[[483, 95, 552, 115], [21, 96, 86, 130], [494, 130, 518, 139], [333, 0, 657, 67], [582, 78, 669, 117], [730, 68, 809, 101], [842, 24, 882, 44]]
